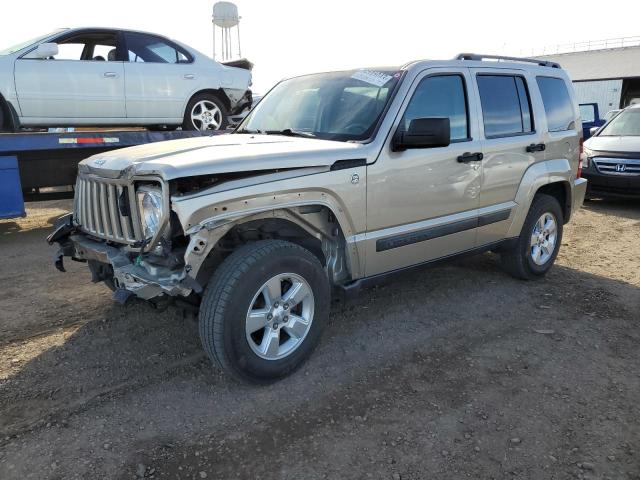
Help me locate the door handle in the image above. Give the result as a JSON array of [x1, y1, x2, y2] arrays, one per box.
[[457, 152, 484, 163], [526, 143, 546, 153], [184, 74, 195, 80], [103, 72, 118, 78]]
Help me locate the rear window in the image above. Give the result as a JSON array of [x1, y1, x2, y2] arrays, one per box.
[[579, 104, 596, 123], [477, 75, 533, 138], [536, 77, 575, 132]]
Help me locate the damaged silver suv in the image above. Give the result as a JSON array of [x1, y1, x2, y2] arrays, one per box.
[[49, 54, 587, 383]]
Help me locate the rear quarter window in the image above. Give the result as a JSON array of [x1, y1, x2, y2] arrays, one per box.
[[536, 77, 575, 132]]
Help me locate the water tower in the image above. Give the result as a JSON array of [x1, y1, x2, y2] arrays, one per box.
[[212, 1, 241, 61]]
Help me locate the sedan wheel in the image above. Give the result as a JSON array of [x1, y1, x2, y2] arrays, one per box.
[[190, 100, 223, 131]]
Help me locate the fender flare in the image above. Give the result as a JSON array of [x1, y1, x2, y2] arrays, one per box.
[[173, 189, 363, 281], [506, 158, 574, 238]]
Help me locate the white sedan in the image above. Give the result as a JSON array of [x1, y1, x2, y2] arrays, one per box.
[[0, 28, 252, 131]]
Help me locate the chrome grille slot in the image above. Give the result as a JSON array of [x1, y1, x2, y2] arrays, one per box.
[[74, 176, 142, 244], [594, 157, 640, 176]]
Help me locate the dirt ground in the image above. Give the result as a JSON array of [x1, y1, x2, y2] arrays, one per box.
[[0, 198, 639, 480]]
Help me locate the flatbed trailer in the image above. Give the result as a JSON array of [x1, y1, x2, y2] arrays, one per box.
[[0, 130, 219, 219]]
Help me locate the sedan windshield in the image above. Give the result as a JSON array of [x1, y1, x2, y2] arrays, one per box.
[[0, 30, 65, 56], [237, 69, 402, 141], [598, 108, 640, 136]]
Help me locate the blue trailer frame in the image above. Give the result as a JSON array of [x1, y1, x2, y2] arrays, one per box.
[[0, 130, 219, 219]]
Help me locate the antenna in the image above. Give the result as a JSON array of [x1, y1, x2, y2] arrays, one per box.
[[212, 1, 241, 61]]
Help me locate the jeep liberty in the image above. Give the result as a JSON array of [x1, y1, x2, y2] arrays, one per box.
[[49, 53, 588, 383]]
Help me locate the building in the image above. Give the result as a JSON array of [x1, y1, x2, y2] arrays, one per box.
[[539, 37, 640, 119]]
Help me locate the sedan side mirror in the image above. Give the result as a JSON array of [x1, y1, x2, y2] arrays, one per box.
[[589, 126, 599, 136], [34, 43, 58, 59], [392, 117, 451, 152]]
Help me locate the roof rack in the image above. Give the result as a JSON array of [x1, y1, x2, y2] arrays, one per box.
[[455, 53, 561, 69]]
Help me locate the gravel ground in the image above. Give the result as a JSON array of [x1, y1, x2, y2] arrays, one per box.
[[0, 198, 639, 480]]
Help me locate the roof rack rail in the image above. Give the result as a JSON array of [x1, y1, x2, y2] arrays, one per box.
[[455, 53, 561, 69]]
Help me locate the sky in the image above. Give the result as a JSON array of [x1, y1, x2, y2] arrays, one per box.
[[1, 0, 638, 94]]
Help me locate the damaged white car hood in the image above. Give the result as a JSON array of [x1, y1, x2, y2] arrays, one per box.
[[79, 134, 366, 180]]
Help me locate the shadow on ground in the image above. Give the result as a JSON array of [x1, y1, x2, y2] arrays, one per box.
[[1, 252, 639, 480]]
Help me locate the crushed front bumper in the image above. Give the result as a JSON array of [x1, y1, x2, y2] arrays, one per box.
[[47, 214, 199, 301]]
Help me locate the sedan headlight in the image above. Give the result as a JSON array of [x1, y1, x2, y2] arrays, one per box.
[[581, 146, 593, 169], [136, 186, 164, 241]]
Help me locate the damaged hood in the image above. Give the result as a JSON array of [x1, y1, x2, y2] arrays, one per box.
[[79, 134, 366, 180]]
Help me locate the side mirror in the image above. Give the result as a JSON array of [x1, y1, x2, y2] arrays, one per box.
[[392, 117, 451, 152], [589, 126, 599, 136], [34, 43, 58, 59]]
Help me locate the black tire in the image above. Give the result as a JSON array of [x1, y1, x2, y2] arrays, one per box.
[[182, 93, 228, 131], [199, 240, 331, 384], [500, 193, 564, 280]]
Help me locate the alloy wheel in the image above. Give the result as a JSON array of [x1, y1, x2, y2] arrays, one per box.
[[245, 273, 315, 360]]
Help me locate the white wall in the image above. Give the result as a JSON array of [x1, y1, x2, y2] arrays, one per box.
[[573, 80, 622, 118]]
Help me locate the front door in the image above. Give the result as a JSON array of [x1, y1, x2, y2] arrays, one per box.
[[365, 68, 483, 276], [15, 30, 126, 120]]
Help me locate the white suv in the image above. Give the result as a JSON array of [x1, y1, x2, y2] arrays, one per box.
[[0, 28, 252, 131]]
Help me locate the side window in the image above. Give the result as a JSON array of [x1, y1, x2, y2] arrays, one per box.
[[537, 77, 575, 132], [54, 43, 85, 60], [50, 34, 118, 61], [124, 33, 191, 64], [402, 75, 469, 141], [477, 75, 534, 138]]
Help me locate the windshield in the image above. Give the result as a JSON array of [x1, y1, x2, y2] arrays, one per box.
[[237, 69, 402, 141], [598, 108, 640, 136], [0, 30, 65, 56]]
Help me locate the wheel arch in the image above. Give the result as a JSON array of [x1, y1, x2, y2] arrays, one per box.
[[0, 92, 19, 131], [186, 205, 360, 290], [506, 159, 574, 238], [184, 88, 231, 115]]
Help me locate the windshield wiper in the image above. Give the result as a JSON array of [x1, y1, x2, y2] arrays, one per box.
[[265, 128, 316, 138]]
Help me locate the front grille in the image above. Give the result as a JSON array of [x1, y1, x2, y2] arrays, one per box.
[[593, 157, 640, 176], [74, 176, 143, 244]]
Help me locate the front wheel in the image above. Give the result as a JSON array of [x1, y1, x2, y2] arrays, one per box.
[[199, 240, 331, 383], [500, 193, 564, 280], [182, 93, 228, 131]]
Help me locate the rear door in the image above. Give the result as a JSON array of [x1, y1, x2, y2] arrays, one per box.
[[15, 30, 126, 120], [470, 68, 546, 245], [122, 32, 195, 120]]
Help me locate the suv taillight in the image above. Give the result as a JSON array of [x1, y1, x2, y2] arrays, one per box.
[[577, 138, 584, 178]]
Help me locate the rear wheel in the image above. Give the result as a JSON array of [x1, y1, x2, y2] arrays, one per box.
[[500, 193, 564, 280], [199, 240, 330, 383], [182, 93, 228, 131]]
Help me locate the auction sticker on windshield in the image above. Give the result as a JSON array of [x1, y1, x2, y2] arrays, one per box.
[[351, 70, 393, 87]]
